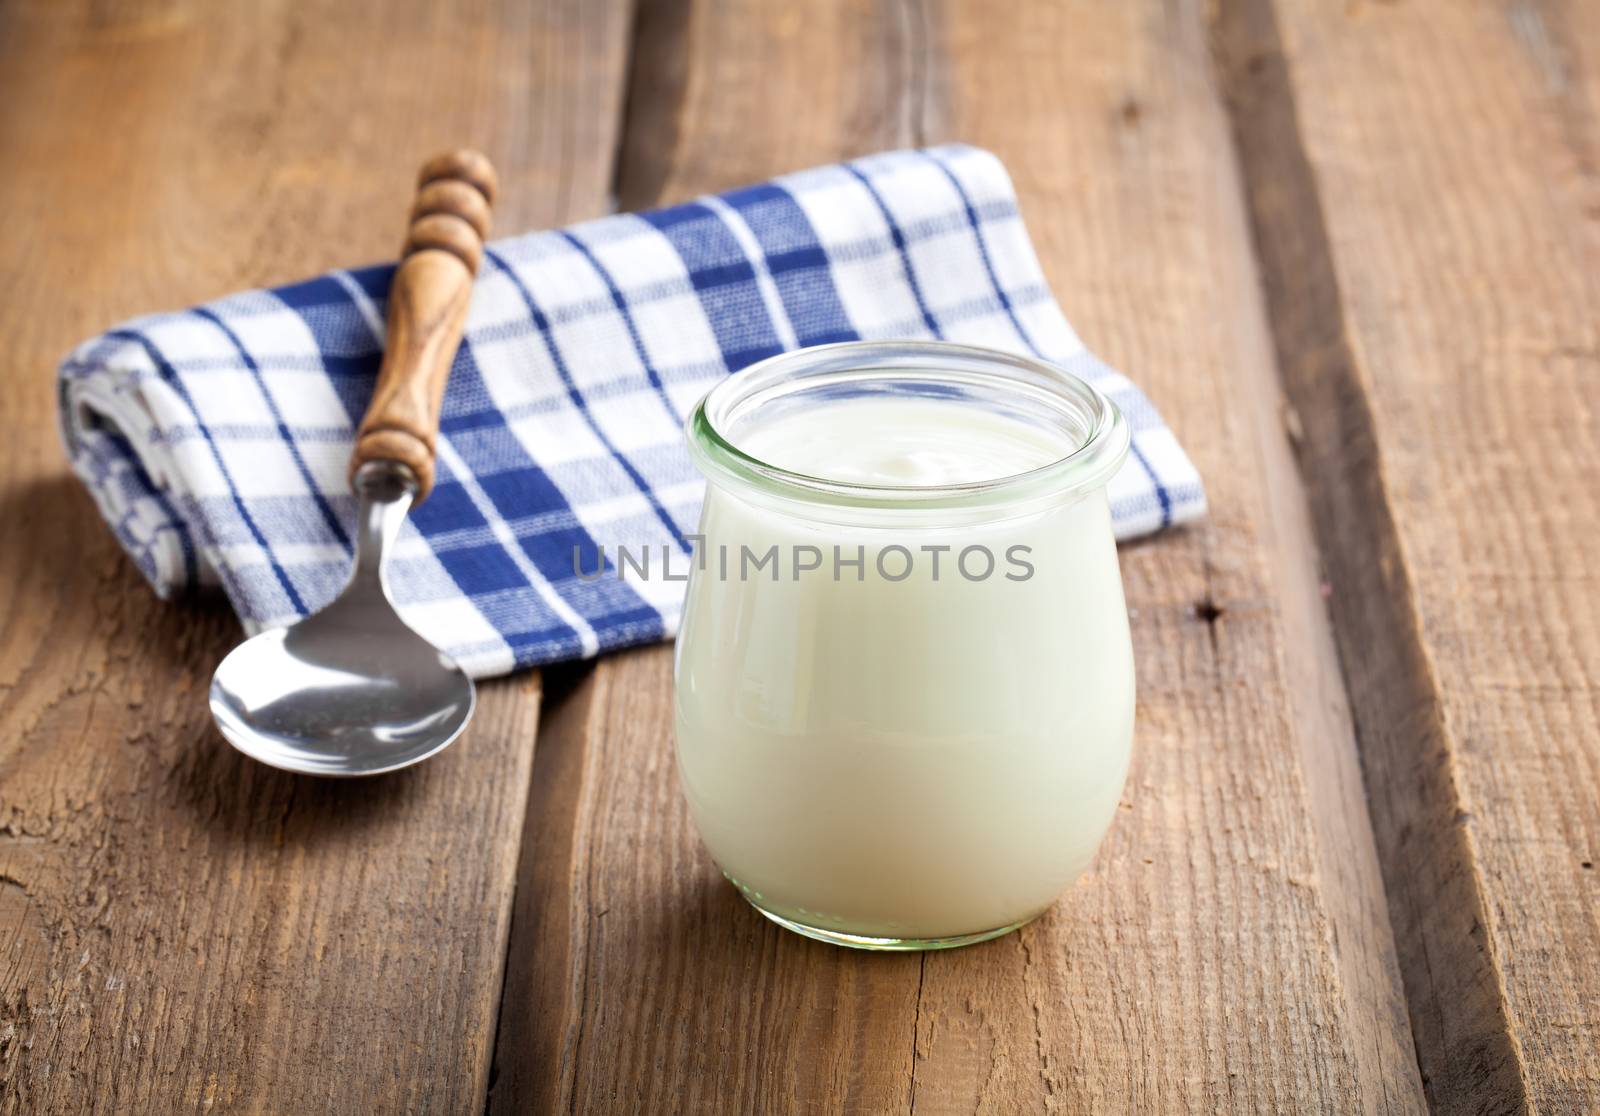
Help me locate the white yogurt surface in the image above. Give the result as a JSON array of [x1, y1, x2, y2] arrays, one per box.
[[675, 396, 1135, 940], [737, 397, 1066, 486]]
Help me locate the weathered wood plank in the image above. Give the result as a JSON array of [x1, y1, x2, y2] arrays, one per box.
[[0, 2, 631, 1111], [1218, 1, 1600, 1110], [491, 1, 1425, 1111], [488, 6, 936, 1108]]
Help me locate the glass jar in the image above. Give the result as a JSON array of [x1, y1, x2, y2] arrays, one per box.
[[674, 341, 1134, 950]]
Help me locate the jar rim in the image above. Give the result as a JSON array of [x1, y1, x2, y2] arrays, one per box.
[[686, 340, 1131, 511]]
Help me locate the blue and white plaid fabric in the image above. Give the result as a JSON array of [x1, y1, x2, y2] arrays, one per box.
[[59, 145, 1205, 678]]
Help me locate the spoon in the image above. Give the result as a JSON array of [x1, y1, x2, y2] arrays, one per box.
[[210, 150, 497, 776]]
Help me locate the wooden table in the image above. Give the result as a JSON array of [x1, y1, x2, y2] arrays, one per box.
[[2, 2, 1596, 1112]]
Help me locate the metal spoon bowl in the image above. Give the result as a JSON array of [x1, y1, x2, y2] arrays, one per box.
[[209, 462, 475, 776]]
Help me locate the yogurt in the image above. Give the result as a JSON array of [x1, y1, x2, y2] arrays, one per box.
[[674, 344, 1135, 947]]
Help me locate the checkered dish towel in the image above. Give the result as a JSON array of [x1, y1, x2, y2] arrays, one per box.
[[59, 145, 1205, 678]]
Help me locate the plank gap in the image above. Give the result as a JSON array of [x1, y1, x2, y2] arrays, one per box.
[[610, 0, 695, 213], [1210, 0, 1533, 1110]]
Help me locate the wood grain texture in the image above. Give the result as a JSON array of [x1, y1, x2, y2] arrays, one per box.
[[0, 1, 630, 1111], [1218, 0, 1600, 1111], [352, 151, 496, 499], [8, 0, 1591, 1110], [490, 1, 1425, 1112]]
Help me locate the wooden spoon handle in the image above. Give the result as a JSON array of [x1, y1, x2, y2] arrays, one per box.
[[350, 149, 498, 501]]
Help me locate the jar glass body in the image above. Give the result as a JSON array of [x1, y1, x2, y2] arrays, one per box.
[[673, 342, 1135, 949]]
